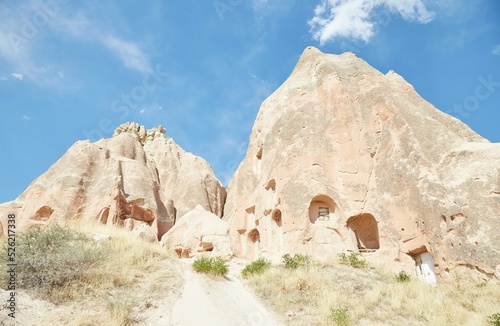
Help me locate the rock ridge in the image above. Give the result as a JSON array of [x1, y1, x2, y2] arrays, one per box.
[[0, 122, 227, 244]]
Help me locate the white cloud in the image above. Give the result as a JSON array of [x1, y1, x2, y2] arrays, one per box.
[[55, 15, 152, 74], [493, 45, 500, 56], [22, 115, 30, 120], [0, 4, 36, 79], [309, 0, 435, 45], [139, 108, 146, 114], [11, 73, 24, 80], [0, 3, 152, 84], [102, 35, 151, 74]]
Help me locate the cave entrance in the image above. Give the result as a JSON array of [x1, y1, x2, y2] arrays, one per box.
[[347, 213, 380, 251], [272, 209, 282, 227]]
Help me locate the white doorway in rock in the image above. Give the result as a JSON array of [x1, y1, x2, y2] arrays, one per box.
[[414, 252, 437, 285]]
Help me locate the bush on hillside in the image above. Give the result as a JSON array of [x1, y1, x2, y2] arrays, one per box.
[[282, 254, 311, 269], [192, 256, 229, 276], [2, 224, 106, 295], [241, 258, 271, 277]]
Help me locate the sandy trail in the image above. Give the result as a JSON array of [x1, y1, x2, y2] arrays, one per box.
[[170, 259, 277, 326]]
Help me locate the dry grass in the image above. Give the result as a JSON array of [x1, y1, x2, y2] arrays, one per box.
[[243, 256, 500, 326], [1, 219, 182, 325]]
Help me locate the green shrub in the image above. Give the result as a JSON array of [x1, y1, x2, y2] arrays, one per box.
[[282, 254, 311, 269], [192, 256, 229, 276], [329, 307, 351, 326], [396, 271, 411, 283], [241, 258, 271, 277], [339, 253, 367, 268], [1, 224, 106, 295], [488, 313, 500, 326]]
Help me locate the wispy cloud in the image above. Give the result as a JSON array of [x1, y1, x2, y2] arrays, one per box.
[[0, 2, 152, 86], [493, 45, 500, 56], [308, 0, 435, 45], [11, 73, 24, 80], [55, 13, 152, 74], [102, 35, 151, 74], [0, 3, 37, 81], [22, 115, 30, 120], [0, 2, 75, 87]]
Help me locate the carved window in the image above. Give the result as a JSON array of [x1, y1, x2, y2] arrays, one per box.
[[318, 207, 329, 220]]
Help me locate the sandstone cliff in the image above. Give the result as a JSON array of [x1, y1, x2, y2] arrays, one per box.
[[223, 47, 500, 280], [0, 122, 226, 241]]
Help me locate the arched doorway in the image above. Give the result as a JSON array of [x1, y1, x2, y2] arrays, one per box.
[[347, 213, 380, 250]]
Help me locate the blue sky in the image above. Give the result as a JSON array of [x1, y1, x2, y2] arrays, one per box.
[[0, 0, 499, 203]]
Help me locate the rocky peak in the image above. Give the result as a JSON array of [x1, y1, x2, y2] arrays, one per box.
[[223, 46, 500, 281], [0, 120, 226, 243], [113, 122, 166, 145]]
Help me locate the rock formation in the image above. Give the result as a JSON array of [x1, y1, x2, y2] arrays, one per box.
[[1, 47, 498, 282], [0, 122, 226, 241], [223, 46, 500, 280], [160, 205, 232, 258]]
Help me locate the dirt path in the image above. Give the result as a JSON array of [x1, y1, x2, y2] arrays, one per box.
[[170, 259, 277, 326], [0, 259, 277, 325]]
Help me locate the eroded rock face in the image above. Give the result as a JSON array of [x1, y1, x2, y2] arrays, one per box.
[[0, 123, 226, 241], [223, 46, 500, 280], [160, 205, 232, 258], [144, 138, 226, 219]]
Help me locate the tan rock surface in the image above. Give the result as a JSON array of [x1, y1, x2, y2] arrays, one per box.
[[160, 205, 232, 258], [223, 46, 500, 280], [144, 137, 226, 219], [0, 123, 226, 241]]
